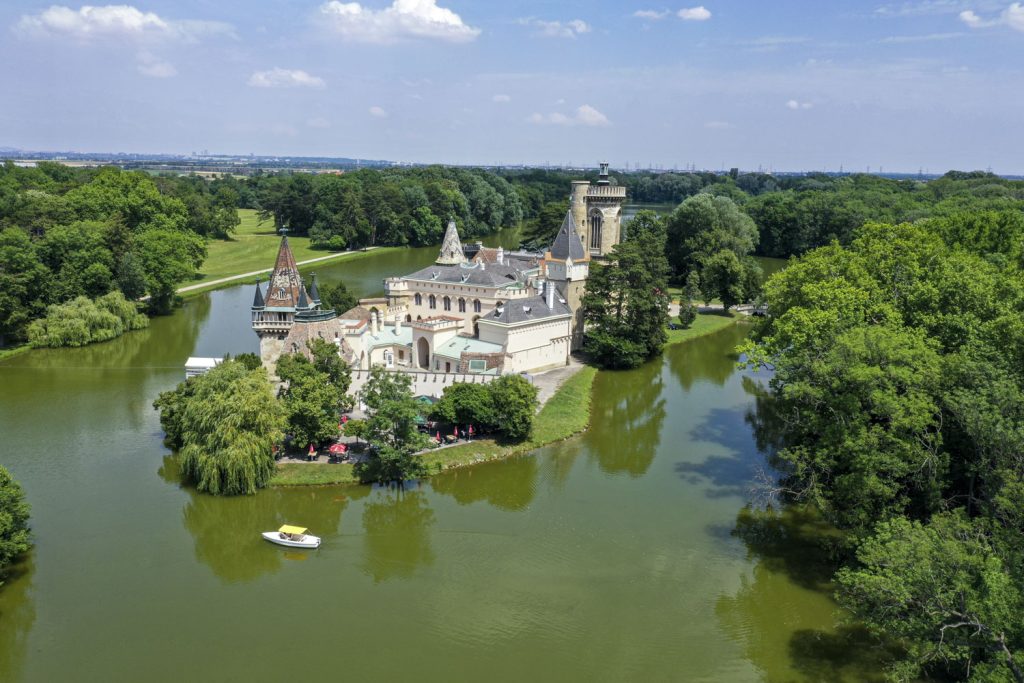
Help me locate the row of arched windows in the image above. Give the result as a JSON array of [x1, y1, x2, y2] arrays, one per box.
[[413, 292, 482, 313]]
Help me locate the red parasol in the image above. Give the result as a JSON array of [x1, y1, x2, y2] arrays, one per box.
[[328, 443, 347, 454], [308, 443, 315, 454]]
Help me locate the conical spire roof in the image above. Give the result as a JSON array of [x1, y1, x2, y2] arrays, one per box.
[[549, 210, 586, 261], [265, 235, 310, 309], [436, 218, 467, 265], [308, 273, 321, 304], [252, 279, 265, 308]]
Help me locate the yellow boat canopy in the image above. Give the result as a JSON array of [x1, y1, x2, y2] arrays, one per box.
[[278, 525, 308, 535]]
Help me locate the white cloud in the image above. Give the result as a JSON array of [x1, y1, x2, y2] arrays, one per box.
[[15, 4, 233, 42], [633, 10, 670, 20], [1007, 2, 1024, 30], [369, 105, 388, 117], [704, 120, 734, 129], [786, 99, 814, 110], [136, 51, 176, 78], [319, 0, 480, 43], [527, 104, 610, 127], [959, 4, 1024, 31], [248, 68, 326, 89], [678, 6, 712, 21], [492, 94, 511, 103], [520, 18, 590, 38]]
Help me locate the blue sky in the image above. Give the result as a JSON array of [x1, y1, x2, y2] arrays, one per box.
[[1, 0, 1022, 172]]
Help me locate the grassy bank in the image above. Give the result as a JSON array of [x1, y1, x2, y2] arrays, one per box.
[[269, 366, 599, 487], [0, 344, 31, 362], [665, 311, 741, 347]]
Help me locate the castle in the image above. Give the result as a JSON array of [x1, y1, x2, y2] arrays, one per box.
[[251, 165, 625, 378]]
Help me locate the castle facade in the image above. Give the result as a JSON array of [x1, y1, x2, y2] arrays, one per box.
[[252, 168, 625, 379]]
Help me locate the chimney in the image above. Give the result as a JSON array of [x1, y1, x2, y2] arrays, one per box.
[[480, 261, 485, 271], [497, 247, 504, 265], [546, 282, 555, 309], [394, 315, 401, 333], [371, 311, 379, 335]]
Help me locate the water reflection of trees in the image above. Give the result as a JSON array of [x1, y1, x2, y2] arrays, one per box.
[[716, 505, 899, 681], [0, 556, 35, 682], [175, 457, 354, 583], [585, 358, 666, 477], [666, 322, 749, 390], [360, 487, 435, 583], [429, 454, 537, 511]]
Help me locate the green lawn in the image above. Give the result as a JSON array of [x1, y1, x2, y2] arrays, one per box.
[[664, 311, 742, 347], [181, 209, 381, 293]]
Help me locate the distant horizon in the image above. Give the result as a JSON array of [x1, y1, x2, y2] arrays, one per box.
[[3, 2, 1022, 175], [3, 144, 1021, 179]]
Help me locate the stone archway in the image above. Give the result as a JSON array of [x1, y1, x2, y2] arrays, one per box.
[[417, 337, 430, 369]]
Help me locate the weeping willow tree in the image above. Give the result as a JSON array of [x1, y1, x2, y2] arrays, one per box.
[[155, 360, 284, 495]]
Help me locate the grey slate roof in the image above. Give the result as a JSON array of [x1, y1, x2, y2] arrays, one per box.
[[482, 288, 572, 325], [252, 280, 265, 308], [549, 210, 586, 261], [404, 261, 534, 288], [308, 273, 321, 304]]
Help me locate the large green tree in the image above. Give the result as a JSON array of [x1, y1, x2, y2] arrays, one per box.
[[583, 210, 671, 369], [358, 366, 431, 485], [0, 465, 31, 581], [154, 361, 284, 495]]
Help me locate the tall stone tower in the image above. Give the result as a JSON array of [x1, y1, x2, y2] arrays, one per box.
[[569, 162, 626, 259], [542, 211, 589, 350]]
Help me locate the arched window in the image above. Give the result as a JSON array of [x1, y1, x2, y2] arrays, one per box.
[[458, 298, 466, 313], [428, 295, 436, 309], [589, 211, 603, 249], [473, 299, 481, 313], [405, 314, 412, 322], [414, 293, 422, 306], [443, 296, 451, 311]]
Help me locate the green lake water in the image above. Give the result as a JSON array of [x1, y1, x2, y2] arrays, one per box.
[[0, 228, 876, 682]]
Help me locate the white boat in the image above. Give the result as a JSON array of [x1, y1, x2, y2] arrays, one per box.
[[262, 525, 321, 549]]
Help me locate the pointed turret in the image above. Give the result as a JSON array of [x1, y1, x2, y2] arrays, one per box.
[[252, 279, 265, 309], [297, 286, 309, 310], [436, 218, 467, 265], [549, 210, 587, 261], [265, 235, 309, 309], [308, 273, 321, 306]]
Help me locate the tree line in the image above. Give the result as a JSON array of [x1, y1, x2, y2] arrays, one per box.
[[247, 166, 525, 250]]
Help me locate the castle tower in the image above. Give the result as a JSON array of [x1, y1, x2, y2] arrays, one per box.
[[251, 234, 335, 367], [436, 218, 467, 265], [569, 162, 626, 259], [542, 210, 590, 350]]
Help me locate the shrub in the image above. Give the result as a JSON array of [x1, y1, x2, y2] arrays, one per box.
[[27, 291, 148, 348]]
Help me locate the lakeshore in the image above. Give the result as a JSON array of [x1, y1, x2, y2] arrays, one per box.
[[0, 245, 864, 682]]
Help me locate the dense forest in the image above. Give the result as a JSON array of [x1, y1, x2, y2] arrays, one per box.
[[741, 214, 1024, 681]]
